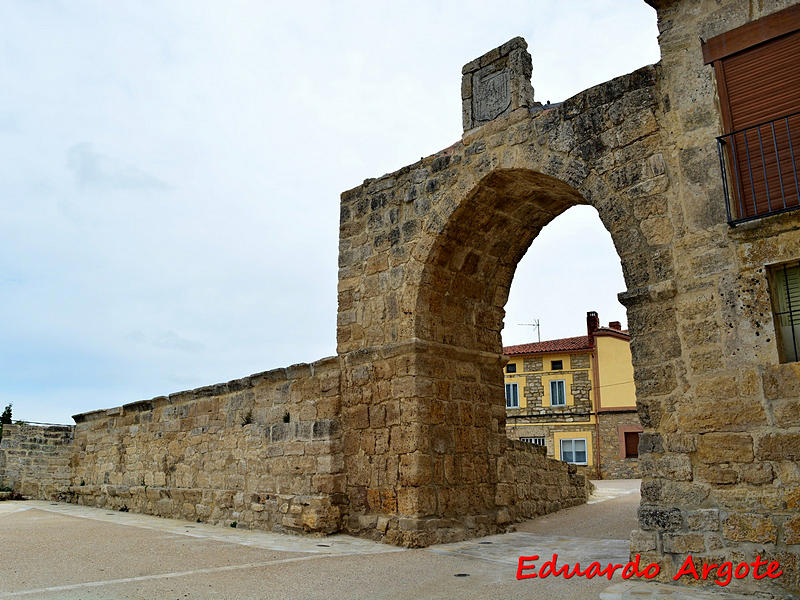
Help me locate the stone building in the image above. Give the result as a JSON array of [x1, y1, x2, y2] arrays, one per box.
[[504, 311, 641, 479], [1, 1, 799, 596]]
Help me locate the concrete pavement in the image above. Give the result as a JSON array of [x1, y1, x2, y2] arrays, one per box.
[[0, 481, 752, 599]]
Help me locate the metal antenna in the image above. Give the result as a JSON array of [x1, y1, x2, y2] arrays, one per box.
[[518, 320, 541, 342]]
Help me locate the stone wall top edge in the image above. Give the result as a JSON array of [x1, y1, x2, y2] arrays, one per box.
[[0, 422, 73, 433], [557, 63, 657, 115], [340, 140, 463, 202], [71, 355, 341, 423], [506, 438, 548, 455], [461, 36, 527, 75], [339, 62, 659, 204]]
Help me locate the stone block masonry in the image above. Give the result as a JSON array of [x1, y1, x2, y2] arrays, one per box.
[[497, 440, 589, 525], [598, 411, 640, 480], [0, 351, 588, 543], [66, 357, 344, 535], [462, 37, 536, 132], [0, 423, 73, 499]]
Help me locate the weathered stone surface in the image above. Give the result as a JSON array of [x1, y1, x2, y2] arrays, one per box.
[[785, 515, 800, 545], [687, 508, 719, 532], [639, 505, 683, 531], [696, 433, 753, 464], [0, 424, 72, 500], [756, 433, 800, 461], [723, 513, 778, 543], [662, 532, 706, 553]]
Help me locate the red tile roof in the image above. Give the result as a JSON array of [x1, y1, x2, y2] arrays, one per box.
[[504, 335, 592, 355], [503, 328, 630, 355]]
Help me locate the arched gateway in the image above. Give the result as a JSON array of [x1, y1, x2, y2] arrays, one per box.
[[336, 3, 800, 592], [337, 37, 669, 545]]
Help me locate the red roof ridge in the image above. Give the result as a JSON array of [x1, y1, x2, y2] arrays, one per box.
[[503, 334, 592, 355]]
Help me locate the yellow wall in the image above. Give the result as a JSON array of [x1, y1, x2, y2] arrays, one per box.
[[541, 373, 574, 407], [540, 353, 571, 371], [595, 336, 636, 408], [553, 430, 594, 466]]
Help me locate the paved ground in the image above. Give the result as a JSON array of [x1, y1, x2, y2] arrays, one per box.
[[0, 481, 750, 599]]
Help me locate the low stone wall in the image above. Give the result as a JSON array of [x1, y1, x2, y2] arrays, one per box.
[[497, 439, 589, 524], [67, 356, 344, 535], [0, 423, 74, 499], [0, 359, 589, 543]]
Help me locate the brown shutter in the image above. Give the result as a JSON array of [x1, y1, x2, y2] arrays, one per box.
[[715, 31, 800, 218], [720, 32, 800, 131]]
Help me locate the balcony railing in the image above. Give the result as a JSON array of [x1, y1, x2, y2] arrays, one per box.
[[717, 112, 800, 225]]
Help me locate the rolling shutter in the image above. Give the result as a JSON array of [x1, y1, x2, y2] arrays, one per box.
[[704, 6, 800, 220], [720, 31, 800, 131], [718, 32, 800, 218]]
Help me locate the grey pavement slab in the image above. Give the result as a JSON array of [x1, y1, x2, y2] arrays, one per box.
[[0, 483, 757, 600]]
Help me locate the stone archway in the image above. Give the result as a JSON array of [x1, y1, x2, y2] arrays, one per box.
[[336, 39, 675, 547]]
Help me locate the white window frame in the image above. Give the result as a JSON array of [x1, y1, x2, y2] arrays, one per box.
[[559, 438, 588, 465], [550, 379, 566, 406], [505, 383, 519, 408], [521, 436, 545, 446]]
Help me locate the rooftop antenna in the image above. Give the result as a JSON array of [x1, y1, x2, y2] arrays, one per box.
[[518, 320, 541, 342]]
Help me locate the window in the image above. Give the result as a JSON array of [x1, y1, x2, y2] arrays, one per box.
[[703, 6, 800, 223], [550, 380, 566, 406], [506, 363, 517, 373], [551, 360, 563, 370], [505, 383, 519, 408], [770, 262, 800, 362], [521, 436, 545, 446], [617, 425, 643, 459], [624, 431, 640, 458], [560, 438, 587, 465]]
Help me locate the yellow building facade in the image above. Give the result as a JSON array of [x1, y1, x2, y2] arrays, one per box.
[[504, 311, 641, 479]]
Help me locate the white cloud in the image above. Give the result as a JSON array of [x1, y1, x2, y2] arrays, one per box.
[[66, 143, 171, 190]]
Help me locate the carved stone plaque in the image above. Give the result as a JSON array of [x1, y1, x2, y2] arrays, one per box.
[[461, 37, 534, 132], [474, 69, 511, 122]]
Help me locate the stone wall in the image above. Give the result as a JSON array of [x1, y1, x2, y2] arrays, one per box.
[[67, 357, 344, 535], [598, 410, 640, 479], [497, 439, 589, 524], [338, 339, 590, 547], [627, 1, 800, 596], [336, 55, 664, 547], [0, 348, 588, 547], [0, 423, 73, 499]]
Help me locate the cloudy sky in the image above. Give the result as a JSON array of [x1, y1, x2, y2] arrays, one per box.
[[0, 1, 660, 424]]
